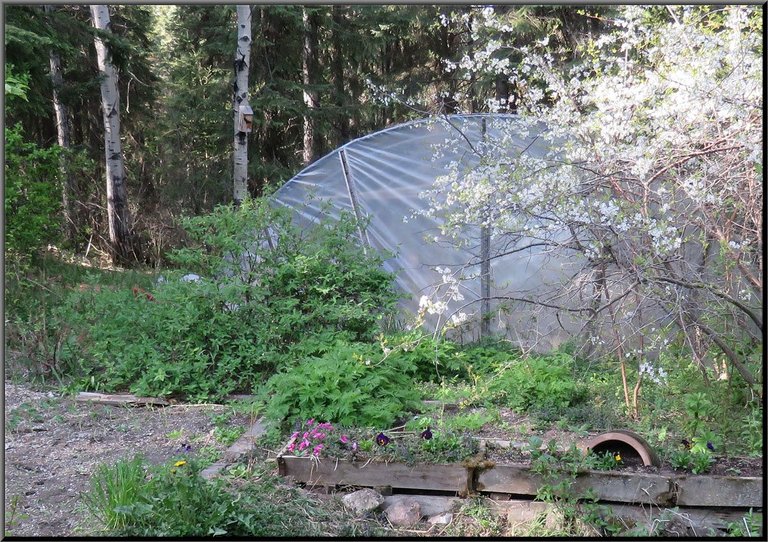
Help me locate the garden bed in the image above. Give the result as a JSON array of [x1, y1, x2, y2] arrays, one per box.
[[277, 447, 762, 508], [275, 410, 762, 536]]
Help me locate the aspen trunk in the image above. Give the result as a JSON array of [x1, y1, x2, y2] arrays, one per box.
[[233, 5, 252, 205], [90, 4, 132, 263], [45, 5, 77, 247]]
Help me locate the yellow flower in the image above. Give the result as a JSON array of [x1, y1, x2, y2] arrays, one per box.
[[174, 460, 187, 468], [614, 453, 622, 462]]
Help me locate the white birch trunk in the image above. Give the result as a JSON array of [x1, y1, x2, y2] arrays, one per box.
[[233, 5, 252, 205], [90, 4, 131, 262]]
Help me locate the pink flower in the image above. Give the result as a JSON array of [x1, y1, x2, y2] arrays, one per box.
[[313, 444, 324, 456], [340, 435, 349, 444], [299, 439, 309, 451], [307, 419, 315, 427]]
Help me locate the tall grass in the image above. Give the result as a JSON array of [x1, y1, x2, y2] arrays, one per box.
[[80, 456, 148, 531]]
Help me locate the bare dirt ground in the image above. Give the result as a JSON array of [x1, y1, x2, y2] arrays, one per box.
[[4, 381, 253, 537]]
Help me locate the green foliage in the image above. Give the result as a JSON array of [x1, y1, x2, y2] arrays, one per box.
[[487, 351, 587, 413], [682, 392, 715, 437], [584, 450, 623, 471], [739, 407, 762, 456], [527, 438, 622, 535], [419, 430, 480, 463], [725, 509, 761, 537], [4, 124, 63, 264], [381, 331, 465, 382], [406, 336, 522, 384], [82, 455, 330, 536], [5, 252, 154, 385], [57, 200, 399, 401], [444, 409, 499, 432], [262, 340, 422, 428], [4, 64, 30, 102]]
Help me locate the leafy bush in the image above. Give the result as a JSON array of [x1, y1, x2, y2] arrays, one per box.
[[381, 331, 464, 382], [5, 124, 62, 265], [57, 200, 400, 401], [487, 351, 587, 413], [381, 332, 521, 383], [262, 340, 422, 428], [173, 199, 399, 347]]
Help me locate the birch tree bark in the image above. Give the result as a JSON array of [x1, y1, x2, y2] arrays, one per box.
[[45, 4, 77, 246], [232, 5, 252, 205], [302, 7, 321, 165], [90, 4, 132, 263]]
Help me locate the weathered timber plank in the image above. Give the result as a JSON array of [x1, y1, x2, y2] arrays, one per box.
[[673, 475, 763, 508], [600, 503, 763, 536], [476, 464, 674, 505], [487, 498, 763, 536], [278, 456, 470, 492], [75, 392, 169, 407], [475, 464, 541, 495], [573, 470, 675, 505]]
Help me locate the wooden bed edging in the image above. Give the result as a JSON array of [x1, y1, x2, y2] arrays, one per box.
[[476, 463, 763, 508], [490, 498, 763, 536], [277, 456, 472, 494], [278, 456, 763, 508]]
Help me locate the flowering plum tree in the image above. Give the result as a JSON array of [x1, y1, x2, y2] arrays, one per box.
[[416, 6, 762, 412]]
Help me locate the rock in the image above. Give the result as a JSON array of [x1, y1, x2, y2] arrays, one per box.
[[342, 488, 384, 516], [384, 497, 422, 526], [383, 495, 460, 517], [428, 512, 453, 525]]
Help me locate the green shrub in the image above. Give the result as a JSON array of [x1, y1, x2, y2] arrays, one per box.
[[382, 331, 464, 382], [381, 332, 521, 383], [56, 200, 399, 401], [262, 340, 422, 428], [5, 124, 62, 265], [487, 351, 587, 413]]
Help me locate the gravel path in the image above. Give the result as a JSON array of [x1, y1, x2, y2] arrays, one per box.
[[4, 381, 251, 537]]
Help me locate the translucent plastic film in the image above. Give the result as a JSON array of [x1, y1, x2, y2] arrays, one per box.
[[270, 114, 577, 348]]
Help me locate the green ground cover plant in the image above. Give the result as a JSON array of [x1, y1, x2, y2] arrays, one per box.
[[5, 254, 155, 385]]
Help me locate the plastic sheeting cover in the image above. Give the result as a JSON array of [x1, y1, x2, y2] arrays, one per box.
[[271, 114, 575, 348]]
